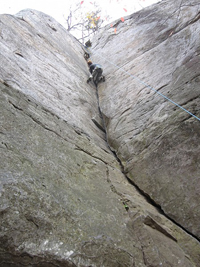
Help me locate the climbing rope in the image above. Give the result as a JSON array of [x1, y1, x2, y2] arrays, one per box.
[[91, 49, 200, 123]]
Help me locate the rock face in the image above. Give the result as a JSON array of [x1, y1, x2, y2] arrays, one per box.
[[0, 3, 200, 267], [92, 0, 200, 240]]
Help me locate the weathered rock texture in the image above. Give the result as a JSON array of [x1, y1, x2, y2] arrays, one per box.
[[0, 1, 200, 267], [92, 0, 200, 241]]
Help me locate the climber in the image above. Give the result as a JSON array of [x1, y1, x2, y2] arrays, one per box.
[[85, 39, 92, 47], [87, 60, 105, 86], [83, 40, 92, 60]]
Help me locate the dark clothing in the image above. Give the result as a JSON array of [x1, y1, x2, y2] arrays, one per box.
[[85, 40, 92, 47], [89, 64, 103, 86], [89, 64, 102, 74]]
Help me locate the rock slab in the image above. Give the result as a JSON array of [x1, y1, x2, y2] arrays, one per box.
[[92, 0, 200, 240], [0, 5, 200, 267]]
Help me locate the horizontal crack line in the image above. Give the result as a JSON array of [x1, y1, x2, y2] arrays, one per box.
[[74, 145, 108, 165]]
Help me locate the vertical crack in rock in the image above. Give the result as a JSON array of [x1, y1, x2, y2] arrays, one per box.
[[1, 5, 200, 265], [94, 84, 200, 244]]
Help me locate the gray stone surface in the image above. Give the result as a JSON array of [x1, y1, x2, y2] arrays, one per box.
[[92, 0, 200, 239], [0, 4, 200, 267]]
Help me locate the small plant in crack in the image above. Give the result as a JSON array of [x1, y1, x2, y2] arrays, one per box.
[[122, 200, 129, 212]]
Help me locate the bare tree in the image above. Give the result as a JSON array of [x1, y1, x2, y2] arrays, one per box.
[[64, 1, 109, 44]]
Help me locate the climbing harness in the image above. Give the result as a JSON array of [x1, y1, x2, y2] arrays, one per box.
[[92, 51, 200, 122]]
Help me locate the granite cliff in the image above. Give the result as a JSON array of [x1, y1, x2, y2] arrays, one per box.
[[0, 0, 200, 266]]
